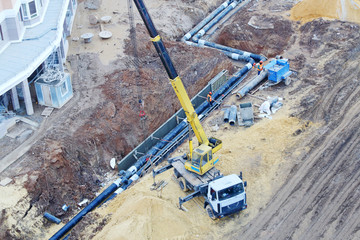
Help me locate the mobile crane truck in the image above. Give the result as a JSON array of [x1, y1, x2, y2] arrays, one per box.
[[132, 0, 247, 219]]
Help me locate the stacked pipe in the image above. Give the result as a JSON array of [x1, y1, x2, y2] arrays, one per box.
[[229, 105, 238, 125], [223, 108, 230, 122]]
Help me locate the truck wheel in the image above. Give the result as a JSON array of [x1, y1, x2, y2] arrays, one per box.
[[178, 177, 188, 192], [285, 78, 291, 86], [206, 205, 217, 220]]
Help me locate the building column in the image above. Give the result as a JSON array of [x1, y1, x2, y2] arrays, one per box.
[[57, 48, 64, 71], [21, 79, 34, 115], [2, 91, 10, 108], [68, 0, 74, 17], [11, 86, 20, 110]]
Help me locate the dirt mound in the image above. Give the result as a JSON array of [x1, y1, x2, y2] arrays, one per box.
[[95, 193, 194, 240], [24, 139, 101, 218], [290, 0, 360, 24], [216, 13, 294, 58]]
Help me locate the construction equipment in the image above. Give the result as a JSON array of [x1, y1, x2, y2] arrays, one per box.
[[264, 57, 293, 86], [153, 157, 247, 219], [239, 102, 254, 126], [133, 0, 247, 220], [132, 0, 222, 176]]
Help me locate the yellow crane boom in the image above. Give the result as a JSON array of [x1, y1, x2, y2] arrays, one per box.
[[133, 0, 222, 175]]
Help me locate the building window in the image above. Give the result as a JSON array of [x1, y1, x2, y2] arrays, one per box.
[[29, 1, 37, 17], [21, 0, 38, 21], [21, 4, 29, 20], [0, 25, 4, 41], [60, 81, 68, 96]]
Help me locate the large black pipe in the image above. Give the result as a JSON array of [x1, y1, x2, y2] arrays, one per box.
[[49, 179, 122, 240]]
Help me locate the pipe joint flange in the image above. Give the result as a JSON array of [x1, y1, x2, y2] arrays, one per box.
[[198, 39, 206, 47], [245, 62, 253, 70], [231, 53, 240, 60], [230, 2, 237, 8], [184, 33, 191, 41], [243, 51, 251, 57]]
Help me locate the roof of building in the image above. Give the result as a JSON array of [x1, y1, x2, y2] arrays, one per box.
[[0, 0, 69, 96]]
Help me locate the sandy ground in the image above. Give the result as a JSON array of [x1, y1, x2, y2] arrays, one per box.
[[69, 0, 198, 65], [87, 102, 308, 240], [290, 0, 360, 24]]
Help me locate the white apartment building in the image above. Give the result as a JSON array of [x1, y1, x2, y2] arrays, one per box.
[[0, 0, 76, 115]]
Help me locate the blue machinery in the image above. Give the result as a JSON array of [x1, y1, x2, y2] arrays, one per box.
[[50, 0, 270, 239], [264, 58, 292, 84]]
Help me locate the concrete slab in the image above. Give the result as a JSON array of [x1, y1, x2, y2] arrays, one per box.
[[6, 124, 26, 139], [0, 177, 13, 186], [248, 16, 274, 30], [41, 107, 54, 117]]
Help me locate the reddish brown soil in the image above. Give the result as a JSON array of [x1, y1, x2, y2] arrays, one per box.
[[216, 12, 294, 57]]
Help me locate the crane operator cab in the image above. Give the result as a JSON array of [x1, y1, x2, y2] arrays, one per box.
[[185, 144, 220, 175]]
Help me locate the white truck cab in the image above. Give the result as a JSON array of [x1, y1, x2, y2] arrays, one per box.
[[205, 174, 247, 219]]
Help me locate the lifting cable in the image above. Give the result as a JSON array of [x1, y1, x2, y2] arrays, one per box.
[[128, 0, 148, 134]]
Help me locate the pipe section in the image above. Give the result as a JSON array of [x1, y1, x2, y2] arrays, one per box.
[[237, 70, 268, 98], [193, 1, 240, 42], [182, 0, 232, 41], [182, 0, 266, 64], [50, 178, 122, 240], [44, 212, 61, 224], [223, 108, 230, 122], [229, 105, 237, 126]]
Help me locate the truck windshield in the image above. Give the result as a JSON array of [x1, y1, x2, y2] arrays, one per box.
[[218, 183, 244, 201], [192, 153, 201, 167]]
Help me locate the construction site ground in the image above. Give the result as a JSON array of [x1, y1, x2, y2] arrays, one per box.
[[1, 0, 360, 239]]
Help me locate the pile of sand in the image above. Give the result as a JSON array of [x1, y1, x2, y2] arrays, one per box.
[[290, 0, 360, 24]]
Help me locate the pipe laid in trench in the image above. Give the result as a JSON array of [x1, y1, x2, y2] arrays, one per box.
[[49, 178, 122, 240], [182, 0, 266, 63], [193, 1, 240, 42], [229, 105, 238, 126], [237, 70, 268, 98], [182, 0, 233, 41], [201, 41, 266, 62]]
